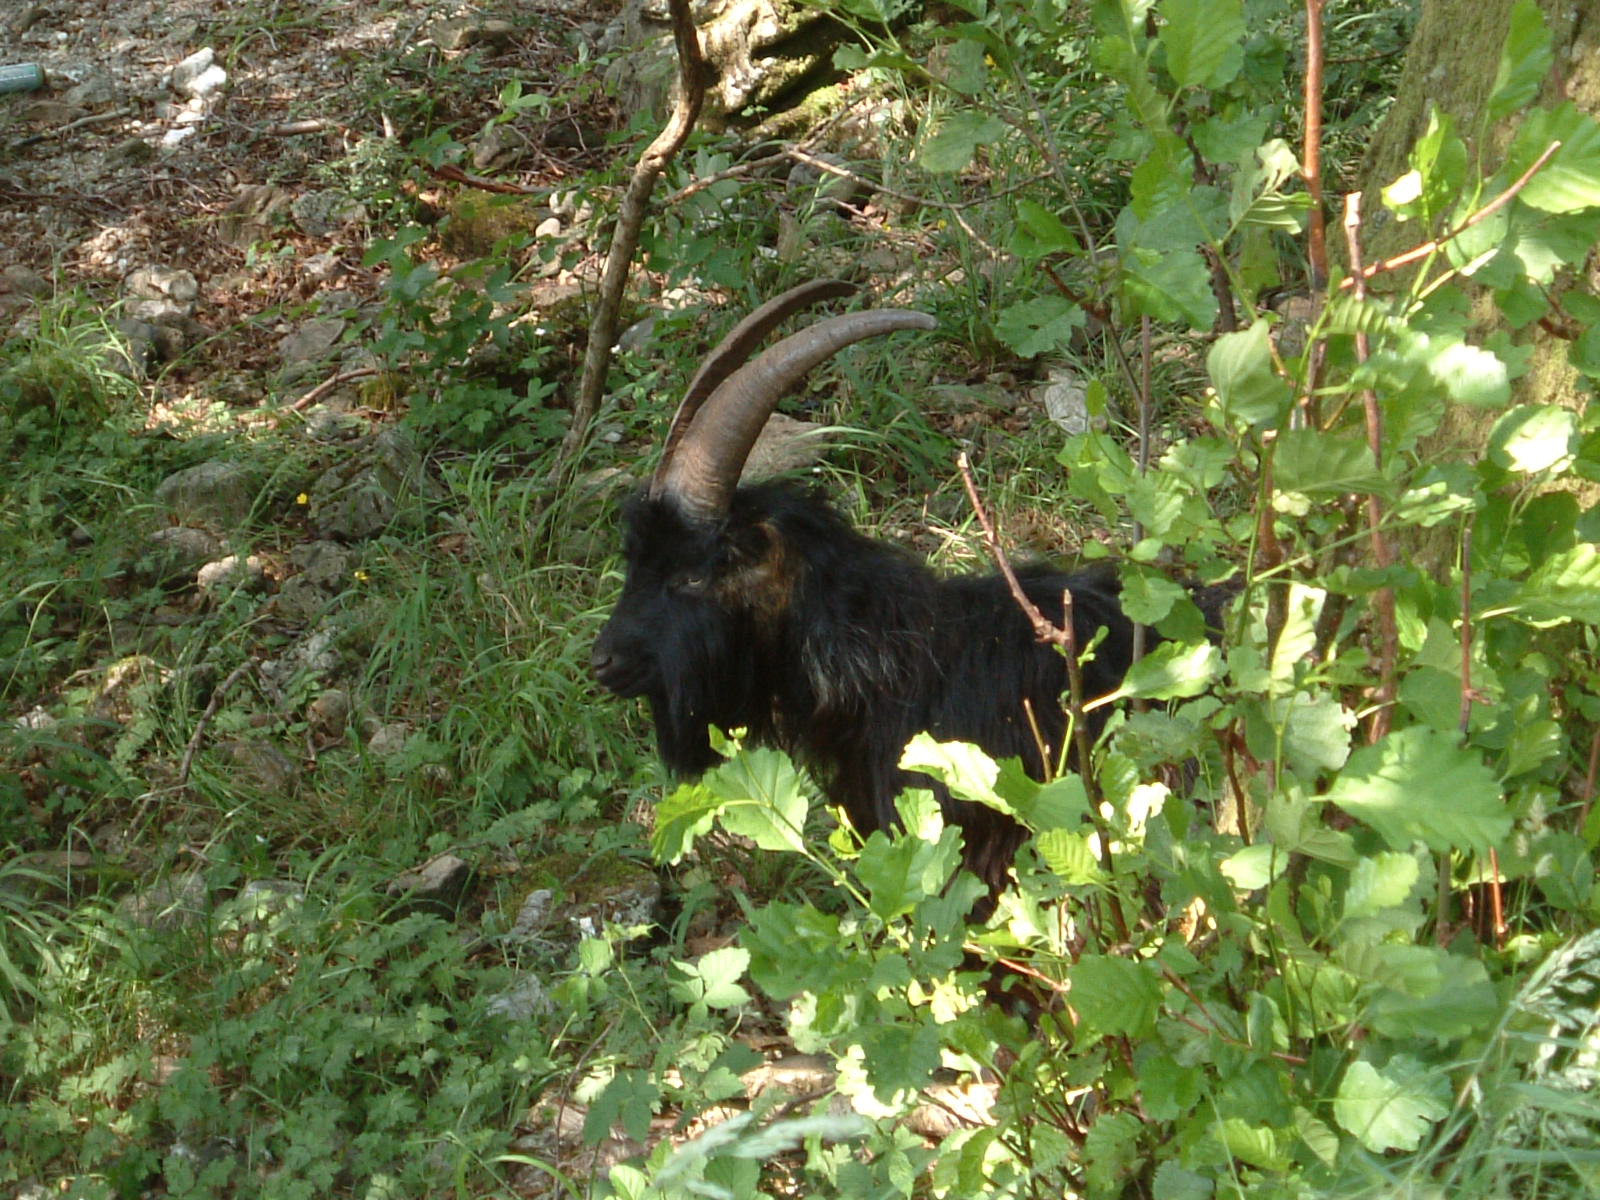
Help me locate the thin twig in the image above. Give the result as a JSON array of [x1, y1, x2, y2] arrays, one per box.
[[1458, 522, 1474, 735], [420, 161, 548, 196], [1339, 141, 1561, 289], [555, 0, 708, 483], [1302, 0, 1328, 291], [13, 105, 133, 149], [288, 366, 382, 411], [176, 662, 255, 791], [1342, 192, 1399, 743], [955, 451, 1128, 943]]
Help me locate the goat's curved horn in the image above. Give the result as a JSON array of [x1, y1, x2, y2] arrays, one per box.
[[650, 280, 859, 499], [657, 307, 937, 522]]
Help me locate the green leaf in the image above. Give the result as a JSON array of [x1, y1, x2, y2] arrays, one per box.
[[1208, 322, 1290, 428], [1514, 543, 1600, 625], [856, 825, 963, 920], [1504, 103, 1600, 213], [1486, 0, 1552, 124], [1426, 339, 1510, 408], [1221, 843, 1282, 890], [1120, 568, 1188, 624], [671, 946, 752, 1010], [1343, 852, 1421, 921], [900, 734, 1011, 815], [1011, 199, 1081, 259], [1334, 1058, 1449, 1153], [1117, 640, 1221, 702], [1487, 404, 1576, 474], [1035, 829, 1106, 884], [708, 747, 811, 854], [994, 294, 1086, 357], [1069, 954, 1162, 1036], [1273, 429, 1386, 496], [917, 111, 1007, 173], [653, 780, 723, 864], [1159, 0, 1244, 87], [1325, 727, 1508, 852]]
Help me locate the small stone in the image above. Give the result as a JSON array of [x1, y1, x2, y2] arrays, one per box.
[[386, 852, 472, 907], [148, 525, 223, 573], [289, 191, 365, 238], [290, 541, 354, 586], [117, 871, 209, 931], [1034, 366, 1100, 435], [278, 316, 346, 365], [170, 47, 216, 95], [485, 974, 554, 1020], [306, 688, 350, 735], [366, 722, 410, 758], [224, 740, 299, 793], [1, 265, 51, 297], [154, 460, 259, 528], [196, 554, 267, 596], [125, 265, 200, 304]]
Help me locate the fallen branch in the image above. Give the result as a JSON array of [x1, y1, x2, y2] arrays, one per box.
[[176, 662, 255, 792], [420, 161, 548, 196], [288, 366, 382, 411]]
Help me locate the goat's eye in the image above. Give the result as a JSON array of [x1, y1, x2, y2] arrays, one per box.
[[674, 573, 709, 594]]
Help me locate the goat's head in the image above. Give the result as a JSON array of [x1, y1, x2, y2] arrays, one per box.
[[590, 282, 936, 771]]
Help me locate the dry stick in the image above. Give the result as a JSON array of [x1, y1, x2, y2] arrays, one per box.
[[176, 662, 255, 791], [1457, 524, 1506, 948], [420, 161, 547, 196], [554, 0, 708, 483], [1300, 0, 1328, 427], [1131, 316, 1153, 669], [288, 366, 382, 411], [1338, 141, 1562, 290], [1302, 0, 1328, 292], [1578, 727, 1600, 835], [955, 453, 1130, 945], [1341, 193, 1400, 744]]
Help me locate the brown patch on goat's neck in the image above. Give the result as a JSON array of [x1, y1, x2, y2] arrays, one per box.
[[714, 520, 798, 627]]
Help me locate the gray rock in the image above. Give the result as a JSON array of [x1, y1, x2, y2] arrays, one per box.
[[224, 740, 299, 793], [485, 973, 555, 1020], [306, 688, 350, 736], [125, 265, 200, 305], [366, 721, 410, 759], [117, 871, 209, 931], [1033, 366, 1102, 435], [289, 191, 365, 238], [273, 575, 333, 623], [277, 316, 346, 365], [259, 624, 340, 688], [2, 265, 51, 298], [154, 460, 259, 527], [311, 427, 428, 541], [386, 852, 472, 908], [290, 540, 353, 586], [170, 47, 220, 97], [231, 878, 304, 921], [63, 72, 122, 108], [196, 554, 268, 596], [430, 16, 517, 50], [504, 888, 555, 948], [741, 411, 831, 481], [148, 525, 223, 572]]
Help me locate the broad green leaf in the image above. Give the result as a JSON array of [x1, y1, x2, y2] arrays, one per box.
[[856, 825, 963, 920], [1325, 727, 1508, 852], [1208, 322, 1290, 428], [707, 746, 810, 854], [1504, 103, 1600, 213], [1221, 843, 1281, 890], [1273, 429, 1386, 496], [900, 734, 1010, 814], [1069, 954, 1162, 1036], [941, 36, 990, 96], [1343, 852, 1421, 921], [1486, 0, 1552, 124], [1514, 543, 1600, 625], [1426, 339, 1509, 408], [671, 946, 751, 1009], [1012, 199, 1081, 259], [1487, 404, 1576, 474], [994, 294, 1086, 358], [1035, 828, 1105, 884], [1334, 1058, 1449, 1153], [1364, 949, 1500, 1041], [1120, 567, 1188, 624], [1245, 691, 1355, 779], [1219, 1120, 1293, 1171], [654, 780, 723, 863], [1014, 774, 1091, 831], [917, 111, 1007, 173], [1159, 0, 1244, 87], [1118, 640, 1221, 701]]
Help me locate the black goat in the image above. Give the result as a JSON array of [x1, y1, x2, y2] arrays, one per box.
[[591, 282, 1138, 889]]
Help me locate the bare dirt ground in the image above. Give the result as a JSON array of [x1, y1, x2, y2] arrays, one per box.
[[1, 0, 615, 387]]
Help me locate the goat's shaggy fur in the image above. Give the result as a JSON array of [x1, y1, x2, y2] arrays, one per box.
[[592, 481, 1136, 888]]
